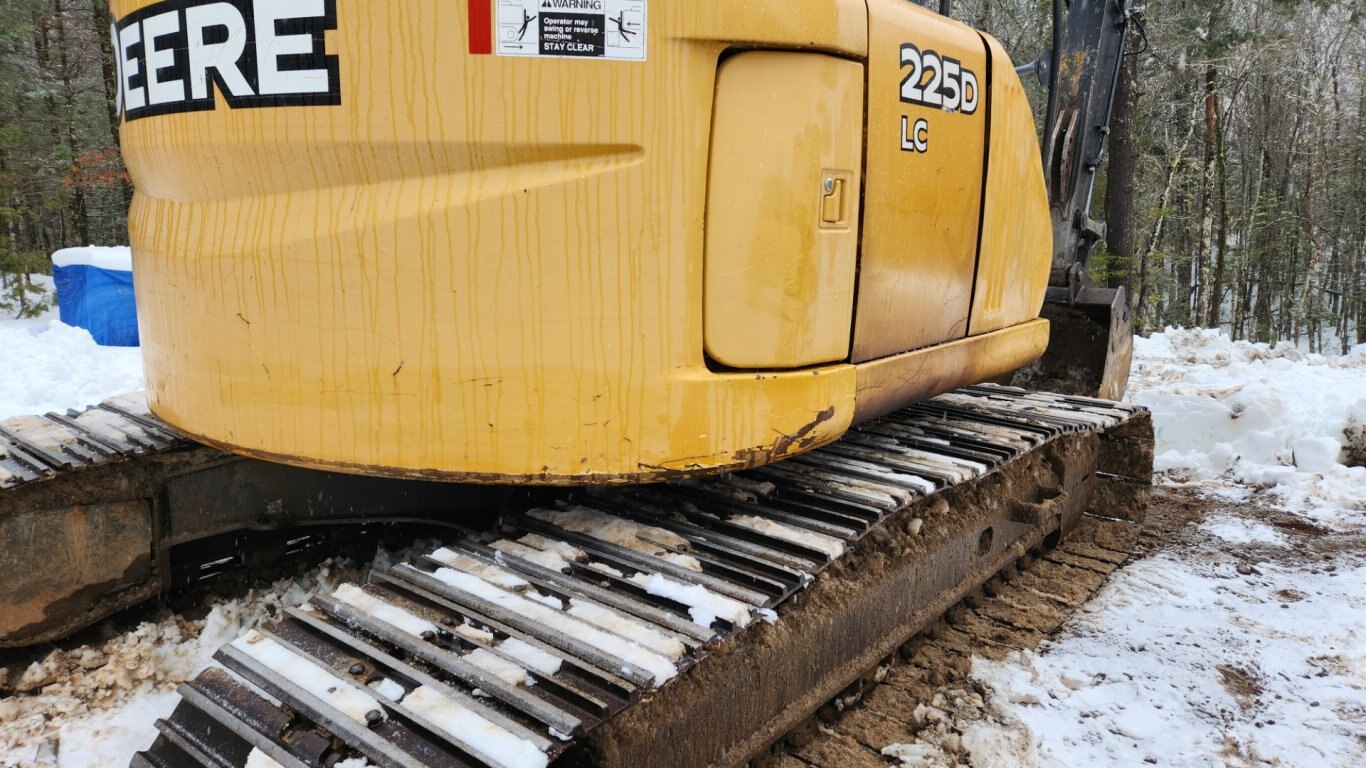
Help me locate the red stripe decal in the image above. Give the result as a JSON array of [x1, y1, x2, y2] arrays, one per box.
[[469, 0, 493, 54]]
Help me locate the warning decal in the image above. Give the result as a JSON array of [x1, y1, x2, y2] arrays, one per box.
[[496, 0, 646, 61]]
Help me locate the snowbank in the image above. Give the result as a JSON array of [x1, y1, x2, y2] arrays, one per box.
[[0, 275, 144, 418], [1129, 327, 1366, 522]]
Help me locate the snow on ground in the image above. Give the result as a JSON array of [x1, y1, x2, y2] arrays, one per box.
[[880, 328, 1366, 768], [0, 275, 144, 417]]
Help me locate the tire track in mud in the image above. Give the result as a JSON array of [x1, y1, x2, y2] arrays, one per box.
[[752, 512, 1146, 768]]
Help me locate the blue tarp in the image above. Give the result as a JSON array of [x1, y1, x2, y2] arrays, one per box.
[[53, 262, 140, 347]]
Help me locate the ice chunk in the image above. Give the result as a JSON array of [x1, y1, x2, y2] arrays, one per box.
[[332, 584, 439, 638], [230, 631, 381, 725], [402, 686, 547, 768], [628, 572, 751, 629]]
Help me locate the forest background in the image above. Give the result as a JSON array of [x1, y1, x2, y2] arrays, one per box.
[[0, 0, 1362, 351]]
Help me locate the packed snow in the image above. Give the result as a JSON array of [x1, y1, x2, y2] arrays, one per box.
[[421, 565, 679, 684], [464, 648, 535, 688], [564, 599, 687, 658], [4, 315, 1364, 767], [499, 638, 562, 677], [400, 686, 548, 768], [972, 543, 1366, 766], [49, 247, 132, 272], [244, 748, 286, 768], [627, 571, 754, 629], [489, 538, 580, 572], [528, 506, 706, 572], [725, 514, 847, 559], [230, 630, 384, 725], [331, 583, 440, 638]]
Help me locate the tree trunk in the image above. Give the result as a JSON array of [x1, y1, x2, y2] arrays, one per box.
[[1194, 61, 1218, 326], [91, 0, 133, 211], [1206, 73, 1229, 330]]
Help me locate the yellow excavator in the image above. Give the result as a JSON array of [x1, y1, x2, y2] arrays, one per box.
[[1, 1, 1147, 766]]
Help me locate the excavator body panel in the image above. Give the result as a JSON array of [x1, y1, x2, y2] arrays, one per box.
[[111, 0, 1049, 483]]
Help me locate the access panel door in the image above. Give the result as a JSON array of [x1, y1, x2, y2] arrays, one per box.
[[853, 0, 990, 362], [704, 52, 865, 370]]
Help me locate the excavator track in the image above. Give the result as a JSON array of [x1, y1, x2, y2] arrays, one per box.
[[117, 386, 1150, 768], [1, 395, 226, 648], [0, 393, 188, 488], [1, 399, 503, 649], [758, 512, 1143, 767]]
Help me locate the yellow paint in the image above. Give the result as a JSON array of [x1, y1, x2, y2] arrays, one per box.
[[113, 0, 1054, 484], [854, 319, 1051, 423], [970, 35, 1052, 335], [704, 52, 862, 369], [853, 0, 989, 362]]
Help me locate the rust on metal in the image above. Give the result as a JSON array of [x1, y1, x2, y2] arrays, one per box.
[[731, 406, 840, 469]]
